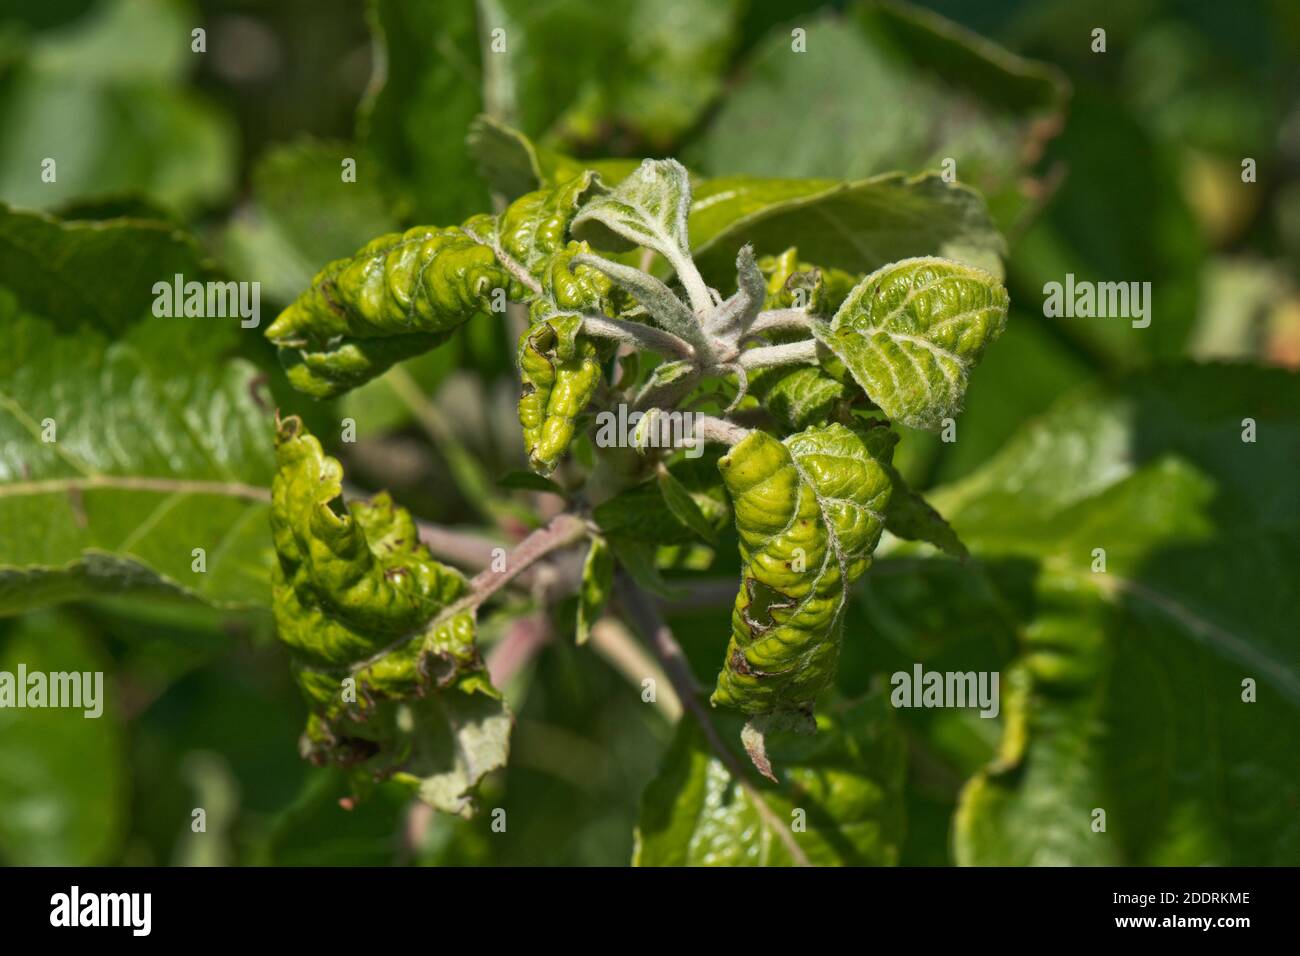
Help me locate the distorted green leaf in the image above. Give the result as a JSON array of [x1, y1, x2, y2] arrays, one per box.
[[270, 416, 510, 815], [712, 423, 894, 724], [265, 219, 514, 398], [818, 257, 1009, 431], [517, 313, 603, 475], [635, 694, 906, 866]]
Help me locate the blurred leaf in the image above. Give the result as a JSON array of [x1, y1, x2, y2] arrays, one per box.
[[689, 173, 1006, 286], [576, 536, 612, 645], [467, 115, 639, 200], [0, 0, 236, 213], [361, 0, 486, 223], [480, 0, 744, 152], [0, 202, 213, 335], [686, 1, 1068, 231], [934, 364, 1300, 864], [222, 139, 400, 305], [635, 694, 906, 865], [0, 210, 276, 613], [0, 610, 125, 865]]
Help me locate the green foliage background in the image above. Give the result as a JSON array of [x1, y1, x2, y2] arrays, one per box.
[[0, 0, 1297, 866]]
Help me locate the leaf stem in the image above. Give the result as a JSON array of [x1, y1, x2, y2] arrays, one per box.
[[738, 338, 819, 370], [614, 576, 813, 867], [581, 315, 695, 360], [749, 308, 814, 336]]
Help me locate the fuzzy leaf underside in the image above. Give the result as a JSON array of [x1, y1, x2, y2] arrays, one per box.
[[712, 423, 894, 719], [571, 158, 693, 261], [819, 257, 1009, 431], [270, 416, 509, 814]]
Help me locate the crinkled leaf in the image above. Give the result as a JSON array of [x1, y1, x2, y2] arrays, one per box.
[[713, 423, 894, 722], [498, 171, 606, 274], [576, 536, 613, 645], [882, 464, 967, 559], [819, 257, 1009, 431], [517, 313, 603, 475], [270, 416, 509, 815], [266, 220, 514, 398], [689, 173, 1006, 287], [635, 693, 906, 866]]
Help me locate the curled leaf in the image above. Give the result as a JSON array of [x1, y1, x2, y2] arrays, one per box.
[[817, 256, 1009, 430], [713, 423, 894, 721], [517, 313, 603, 475], [267, 224, 515, 397], [270, 416, 509, 814], [498, 171, 606, 274]]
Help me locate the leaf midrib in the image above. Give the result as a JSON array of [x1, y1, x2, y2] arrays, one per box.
[[0, 475, 270, 502]]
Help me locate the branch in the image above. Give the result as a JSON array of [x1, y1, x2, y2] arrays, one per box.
[[691, 412, 750, 446], [581, 315, 696, 360], [748, 308, 814, 336], [738, 338, 819, 370], [352, 513, 589, 674], [614, 577, 813, 867]]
